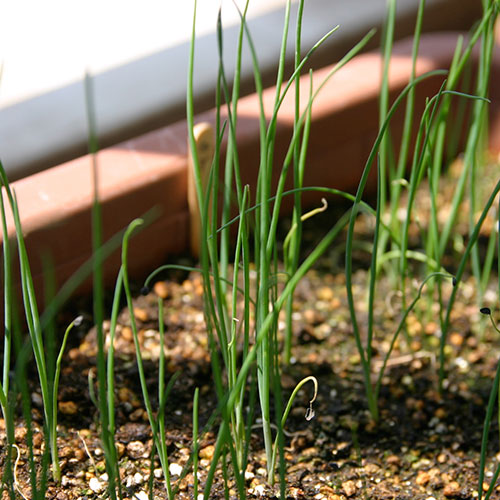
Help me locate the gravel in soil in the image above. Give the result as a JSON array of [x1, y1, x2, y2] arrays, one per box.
[[3, 265, 500, 500], [3, 158, 500, 499]]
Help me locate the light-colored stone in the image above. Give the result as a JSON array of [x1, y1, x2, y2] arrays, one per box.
[[416, 470, 430, 486], [342, 480, 357, 497], [199, 444, 215, 460], [58, 401, 78, 415], [169, 462, 183, 476], [443, 481, 461, 497], [89, 477, 104, 493]]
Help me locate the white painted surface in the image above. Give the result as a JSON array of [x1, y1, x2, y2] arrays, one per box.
[[0, 0, 287, 106], [0, 0, 477, 178]]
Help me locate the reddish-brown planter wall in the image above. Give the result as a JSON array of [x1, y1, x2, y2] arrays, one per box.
[[2, 32, 500, 303]]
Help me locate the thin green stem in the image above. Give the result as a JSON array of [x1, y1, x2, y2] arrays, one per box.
[[439, 178, 500, 390], [345, 70, 447, 421], [193, 387, 200, 499]]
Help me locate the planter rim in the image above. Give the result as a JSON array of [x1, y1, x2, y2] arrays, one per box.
[[0, 0, 483, 181], [2, 30, 499, 300]]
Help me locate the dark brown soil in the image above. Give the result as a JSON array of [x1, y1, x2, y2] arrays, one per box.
[[2, 158, 500, 499], [3, 263, 500, 500]]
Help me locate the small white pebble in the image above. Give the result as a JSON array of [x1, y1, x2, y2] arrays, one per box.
[[244, 470, 255, 480], [89, 477, 104, 493], [133, 472, 144, 485], [197, 495, 204, 500], [133, 491, 148, 500], [154, 468, 163, 479], [429, 417, 440, 428], [254, 484, 266, 496], [31, 392, 43, 406], [144, 329, 156, 338], [435, 423, 447, 434], [454, 356, 469, 372], [169, 462, 183, 476]]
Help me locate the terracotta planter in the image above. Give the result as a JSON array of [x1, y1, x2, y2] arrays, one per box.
[[2, 32, 500, 302]]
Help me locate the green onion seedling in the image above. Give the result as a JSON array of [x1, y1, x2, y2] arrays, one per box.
[[477, 307, 500, 500]]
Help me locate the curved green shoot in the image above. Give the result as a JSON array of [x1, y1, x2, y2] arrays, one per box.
[[269, 376, 318, 483], [50, 316, 83, 482], [374, 273, 455, 401]]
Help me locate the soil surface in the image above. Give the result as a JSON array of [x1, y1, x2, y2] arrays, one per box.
[[2, 159, 500, 500], [5, 266, 500, 499]]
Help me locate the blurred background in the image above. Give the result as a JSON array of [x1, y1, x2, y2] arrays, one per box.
[[0, 0, 482, 180]]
